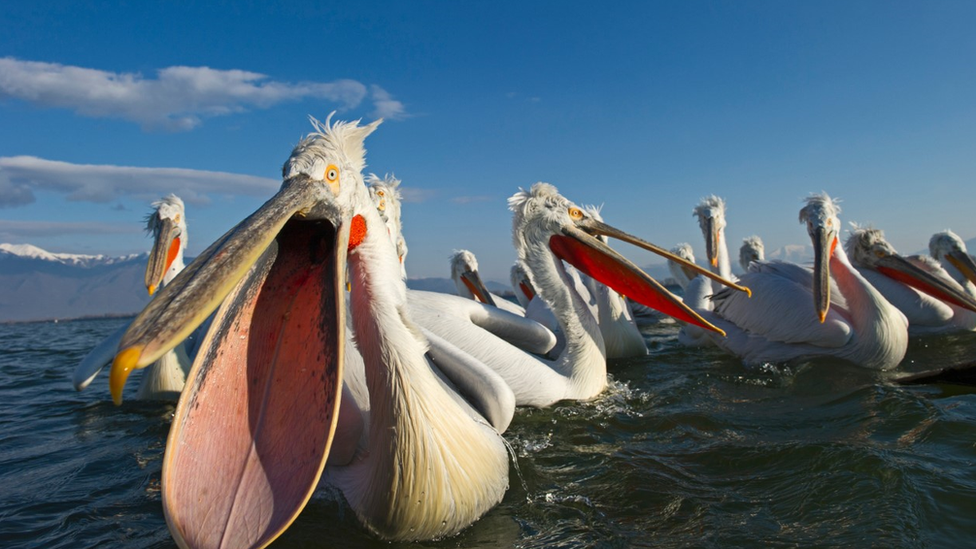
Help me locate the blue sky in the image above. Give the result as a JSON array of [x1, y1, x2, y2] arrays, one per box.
[[1, 1, 975, 282]]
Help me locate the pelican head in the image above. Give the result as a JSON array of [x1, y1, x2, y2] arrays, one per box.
[[144, 194, 187, 296], [799, 193, 842, 322], [509, 183, 746, 333], [450, 249, 496, 306], [847, 225, 976, 313], [509, 262, 536, 307], [693, 195, 727, 268], [739, 235, 764, 272], [929, 230, 976, 288], [667, 243, 700, 289], [110, 113, 382, 549], [367, 173, 408, 274]]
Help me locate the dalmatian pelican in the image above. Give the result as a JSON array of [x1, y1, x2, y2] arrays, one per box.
[[739, 235, 765, 273], [366, 173, 408, 277], [72, 195, 192, 400], [108, 115, 513, 546]]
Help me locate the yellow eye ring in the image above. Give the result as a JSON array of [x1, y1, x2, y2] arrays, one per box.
[[568, 207, 584, 220], [376, 190, 385, 197], [326, 165, 339, 183]]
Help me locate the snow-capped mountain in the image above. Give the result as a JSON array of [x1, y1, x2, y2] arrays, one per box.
[[0, 243, 142, 267], [0, 243, 150, 322]]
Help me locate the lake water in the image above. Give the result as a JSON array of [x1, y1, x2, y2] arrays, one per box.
[[2, 315, 976, 548]]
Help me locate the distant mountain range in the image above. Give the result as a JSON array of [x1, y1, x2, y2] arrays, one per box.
[[0, 244, 151, 322], [0, 243, 512, 323], [4, 235, 971, 322]]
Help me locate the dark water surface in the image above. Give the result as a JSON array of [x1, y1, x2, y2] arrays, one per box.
[[2, 317, 976, 548]]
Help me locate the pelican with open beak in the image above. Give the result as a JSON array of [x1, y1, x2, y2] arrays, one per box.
[[109, 115, 518, 547]]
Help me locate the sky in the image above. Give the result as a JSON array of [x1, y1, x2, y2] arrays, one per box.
[[1, 1, 975, 282]]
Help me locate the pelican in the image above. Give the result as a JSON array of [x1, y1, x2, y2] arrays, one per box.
[[667, 243, 700, 291], [739, 235, 765, 273], [846, 226, 976, 334], [929, 230, 976, 298], [677, 196, 736, 347], [108, 115, 512, 546], [693, 195, 734, 283], [702, 193, 909, 370], [408, 183, 745, 407], [72, 195, 192, 400], [450, 249, 524, 315], [366, 173, 408, 277]]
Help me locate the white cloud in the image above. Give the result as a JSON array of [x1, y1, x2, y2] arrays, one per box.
[[370, 85, 407, 120], [0, 155, 280, 208], [0, 219, 140, 240], [0, 57, 406, 131]]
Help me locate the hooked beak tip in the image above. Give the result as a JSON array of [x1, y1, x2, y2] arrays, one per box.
[[710, 257, 718, 268], [818, 311, 827, 324], [147, 285, 156, 296], [109, 346, 143, 406]]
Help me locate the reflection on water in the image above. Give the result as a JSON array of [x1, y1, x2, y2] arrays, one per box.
[[1, 317, 975, 548]]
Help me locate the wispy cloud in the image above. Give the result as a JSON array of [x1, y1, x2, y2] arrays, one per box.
[[0, 156, 279, 208], [451, 195, 494, 204], [399, 187, 436, 203], [0, 57, 407, 131], [370, 85, 407, 120], [0, 219, 140, 240]]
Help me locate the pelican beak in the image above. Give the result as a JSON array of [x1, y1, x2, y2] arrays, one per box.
[[145, 218, 181, 296], [812, 226, 835, 323], [876, 254, 976, 313], [118, 174, 348, 549], [705, 217, 719, 268], [578, 218, 751, 297], [946, 250, 976, 288], [460, 270, 497, 307], [550, 223, 726, 335]]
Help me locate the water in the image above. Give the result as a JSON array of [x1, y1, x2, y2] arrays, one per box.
[[2, 317, 976, 548]]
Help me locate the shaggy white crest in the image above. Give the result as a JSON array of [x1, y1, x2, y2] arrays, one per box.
[[670, 242, 695, 262], [845, 224, 898, 267], [282, 112, 382, 181], [929, 230, 967, 260], [738, 235, 764, 272], [693, 195, 726, 224], [509, 182, 584, 258], [145, 194, 185, 235], [799, 192, 841, 226], [450, 249, 479, 279]]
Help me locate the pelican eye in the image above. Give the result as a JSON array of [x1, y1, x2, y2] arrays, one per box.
[[875, 250, 885, 258], [568, 207, 584, 220], [326, 165, 339, 182], [376, 190, 385, 197]]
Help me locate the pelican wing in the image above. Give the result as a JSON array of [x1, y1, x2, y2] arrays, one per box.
[[422, 328, 516, 433], [712, 269, 853, 348], [409, 290, 557, 355]]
